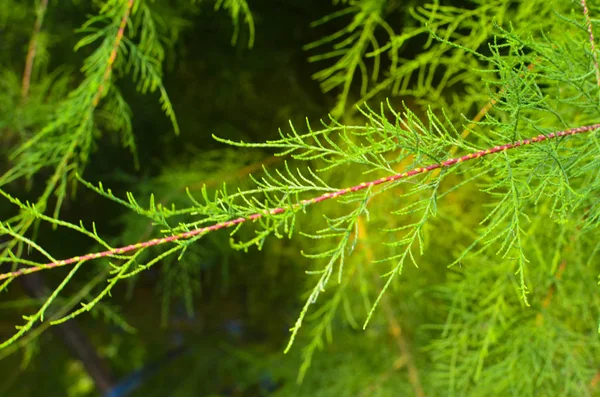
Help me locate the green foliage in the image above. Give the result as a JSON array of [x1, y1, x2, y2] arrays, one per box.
[[304, 0, 396, 117], [0, 0, 599, 396], [214, 0, 255, 48]]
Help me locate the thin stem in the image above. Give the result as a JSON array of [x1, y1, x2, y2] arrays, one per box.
[[93, 0, 135, 107], [21, 0, 49, 101], [581, 0, 600, 87], [0, 123, 598, 281]]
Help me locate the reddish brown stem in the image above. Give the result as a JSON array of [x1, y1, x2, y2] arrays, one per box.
[[93, 0, 135, 106], [0, 123, 598, 281]]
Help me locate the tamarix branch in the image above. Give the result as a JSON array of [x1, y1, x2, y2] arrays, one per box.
[[1, 123, 598, 281]]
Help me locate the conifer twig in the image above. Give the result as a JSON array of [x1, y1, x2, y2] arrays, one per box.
[[136, 155, 282, 242], [0, 123, 598, 281]]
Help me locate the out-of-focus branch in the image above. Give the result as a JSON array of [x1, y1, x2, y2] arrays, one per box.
[[22, 0, 49, 102]]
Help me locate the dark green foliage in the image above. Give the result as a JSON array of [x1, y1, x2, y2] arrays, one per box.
[[0, 0, 599, 396]]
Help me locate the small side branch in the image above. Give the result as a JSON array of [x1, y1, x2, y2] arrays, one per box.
[[358, 216, 425, 397]]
